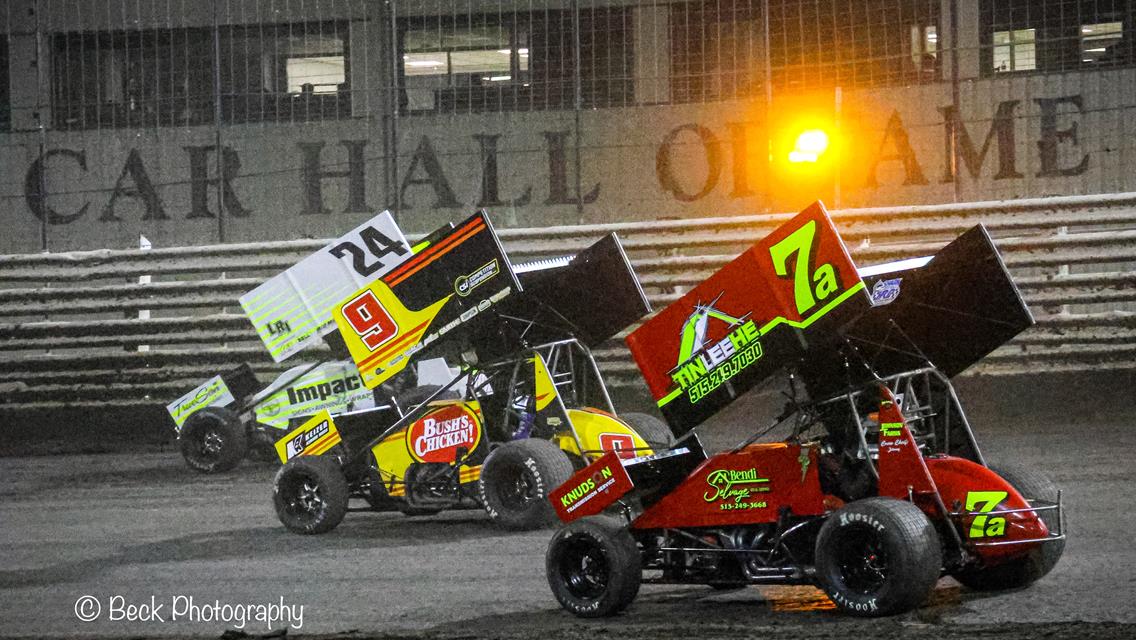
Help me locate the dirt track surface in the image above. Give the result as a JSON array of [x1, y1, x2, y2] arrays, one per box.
[[2, 393, 1135, 640]]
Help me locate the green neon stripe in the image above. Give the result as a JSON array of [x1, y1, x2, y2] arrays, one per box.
[[657, 387, 683, 407], [657, 281, 867, 408], [755, 280, 866, 336]]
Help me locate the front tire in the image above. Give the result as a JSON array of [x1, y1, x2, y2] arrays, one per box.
[[620, 412, 675, 450], [815, 497, 942, 616], [479, 439, 574, 530], [547, 515, 641, 617], [952, 464, 1065, 591], [179, 406, 247, 473], [273, 456, 349, 534]]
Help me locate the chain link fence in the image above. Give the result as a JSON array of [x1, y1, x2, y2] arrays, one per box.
[[0, 1, 1133, 255]]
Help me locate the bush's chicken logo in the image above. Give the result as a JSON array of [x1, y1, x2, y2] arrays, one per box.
[[408, 404, 482, 463]]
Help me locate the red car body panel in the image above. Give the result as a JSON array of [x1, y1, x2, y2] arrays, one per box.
[[631, 443, 825, 530]]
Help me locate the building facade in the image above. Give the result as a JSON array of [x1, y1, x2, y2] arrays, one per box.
[[1, 0, 1133, 253]]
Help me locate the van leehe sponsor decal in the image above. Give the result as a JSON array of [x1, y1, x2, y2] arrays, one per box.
[[560, 464, 617, 514], [668, 296, 765, 405], [703, 467, 771, 511], [407, 404, 482, 463], [455, 259, 500, 297]]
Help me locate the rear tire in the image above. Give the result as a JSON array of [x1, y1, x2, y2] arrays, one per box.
[[815, 497, 941, 616], [479, 439, 574, 530], [547, 515, 641, 617], [179, 406, 247, 473], [620, 412, 675, 450], [953, 464, 1064, 591], [273, 456, 349, 534]]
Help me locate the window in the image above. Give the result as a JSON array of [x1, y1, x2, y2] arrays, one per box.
[[911, 24, 938, 80], [982, 0, 1132, 75], [397, 9, 631, 114], [993, 28, 1037, 72], [1081, 21, 1124, 63], [51, 22, 350, 130], [758, 0, 941, 93], [403, 24, 528, 112], [670, 0, 762, 102]]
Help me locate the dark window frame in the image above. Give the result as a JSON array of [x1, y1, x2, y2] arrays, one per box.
[[50, 20, 353, 131], [980, 0, 1134, 77], [396, 8, 633, 115]]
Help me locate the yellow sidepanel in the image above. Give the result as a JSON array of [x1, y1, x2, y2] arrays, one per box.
[[565, 408, 653, 463], [370, 400, 484, 497], [333, 280, 451, 389]]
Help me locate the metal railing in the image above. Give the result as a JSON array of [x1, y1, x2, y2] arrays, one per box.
[[2, 193, 1135, 411]]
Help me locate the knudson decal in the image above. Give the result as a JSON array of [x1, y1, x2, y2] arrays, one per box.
[[559, 464, 617, 513]]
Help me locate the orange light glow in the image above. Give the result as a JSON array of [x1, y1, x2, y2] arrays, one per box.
[[788, 129, 830, 163]]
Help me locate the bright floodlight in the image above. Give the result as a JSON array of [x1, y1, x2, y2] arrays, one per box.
[[789, 129, 830, 163]]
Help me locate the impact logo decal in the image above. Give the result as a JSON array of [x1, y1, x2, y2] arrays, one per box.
[[703, 467, 770, 511], [455, 259, 500, 297], [407, 404, 482, 463], [669, 295, 764, 404], [870, 278, 902, 306]]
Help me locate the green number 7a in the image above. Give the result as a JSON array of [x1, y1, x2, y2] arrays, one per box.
[[965, 490, 1008, 538], [768, 220, 841, 315]]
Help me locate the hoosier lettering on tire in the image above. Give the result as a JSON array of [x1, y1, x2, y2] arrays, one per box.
[[479, 439, 574, 530], [814, 497, 942, 617], [546, 514, 642, 617]]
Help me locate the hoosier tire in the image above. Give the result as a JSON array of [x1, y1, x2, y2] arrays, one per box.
[[179, 406, 247, 473], [479, 439, 574, 530], [815, 497, 942, 616], [273, 456, 349, 535], [620, 412, 675, 450], [952, 463, 1065, 591], [547, 515, 641, 617]]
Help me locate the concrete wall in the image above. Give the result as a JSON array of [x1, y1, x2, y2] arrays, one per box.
[[1, 0, 1135, 253]]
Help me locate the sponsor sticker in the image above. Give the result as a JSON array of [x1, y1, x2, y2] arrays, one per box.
[[167, 376, 235, 429], [703, 467, 770, 510], [870, 277, 902, 306], [253, 362, 373, 429], [455, 259, 500, 297], [406, 404, 482, 463], [274, 411, 342, 462]]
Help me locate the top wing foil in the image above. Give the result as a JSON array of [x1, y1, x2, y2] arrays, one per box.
[[240, 211, 411, 362], [333, 211, 521, 389], [626, 202, 868, 434]]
